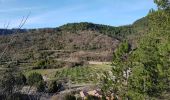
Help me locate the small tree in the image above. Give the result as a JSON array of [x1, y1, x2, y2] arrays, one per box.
[[101, 41, 134, 99]]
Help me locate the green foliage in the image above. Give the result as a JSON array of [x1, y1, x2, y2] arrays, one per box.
[[113, 41, 130, 61], [15, 73, 27, 85], [27, 72, 43, 86], [101, 41, 132, 98], [132, 16, 149, 35], [37, 81, 46, 92], [33, 59, 64, 69], [34, 60, 47, 69], [0, 68, 26, 99], [59, 22, 134, 39], [128, 2, 170, 99], [126, 90, 145, 100], [55, 66, 108, 83], [0, 70, 18, 95], [27, 72, 46, 92], [102, 1, 170, 99], [154, 0, 170, 9]]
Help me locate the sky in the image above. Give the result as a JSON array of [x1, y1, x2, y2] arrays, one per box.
[[0, 0, 157, 29]]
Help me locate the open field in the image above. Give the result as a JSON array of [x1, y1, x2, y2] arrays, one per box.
[[24, 69, 59, 79], [55, 64, 112, 84], [24, 64, 113, 84]]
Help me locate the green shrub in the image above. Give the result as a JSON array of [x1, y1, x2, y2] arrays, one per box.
[[27, 72, 43, 86], [34, 60, 47, 69], [126, 91, 145, 100], [33, 60, 65, 69], [37, 81, 46, 92], [16, 73, 27, 85]]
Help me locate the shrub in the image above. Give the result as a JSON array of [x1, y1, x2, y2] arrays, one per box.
[[66, 60, 87, 68], [47, 81, 63, 93], [37, 81, 46, 92], [27, 72, 43, 86], [34, 60, 47, 69], [16, 73, 27, 85]]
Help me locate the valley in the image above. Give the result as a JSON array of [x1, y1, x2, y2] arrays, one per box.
[[0, 0, 170, 99]]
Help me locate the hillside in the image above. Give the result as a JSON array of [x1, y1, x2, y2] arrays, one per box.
[[0, 0, 169, 99], [0, 19, 147, 69], [0, 29, 27, 35]]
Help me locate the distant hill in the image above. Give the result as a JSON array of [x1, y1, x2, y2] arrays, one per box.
[[0, 17, 148, 38], [58, 22, 134, 39], [0, 17, 148, 69], [0, 29, 28, 35]]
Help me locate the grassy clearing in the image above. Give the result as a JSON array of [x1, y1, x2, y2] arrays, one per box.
[[24, 69, 59, 79], [88, 64, 112, 71], [24, 64, 112, 83], [54, 64, 112, 84]]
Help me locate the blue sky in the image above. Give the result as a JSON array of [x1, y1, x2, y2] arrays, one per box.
[[0, 0, 157, 29]]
